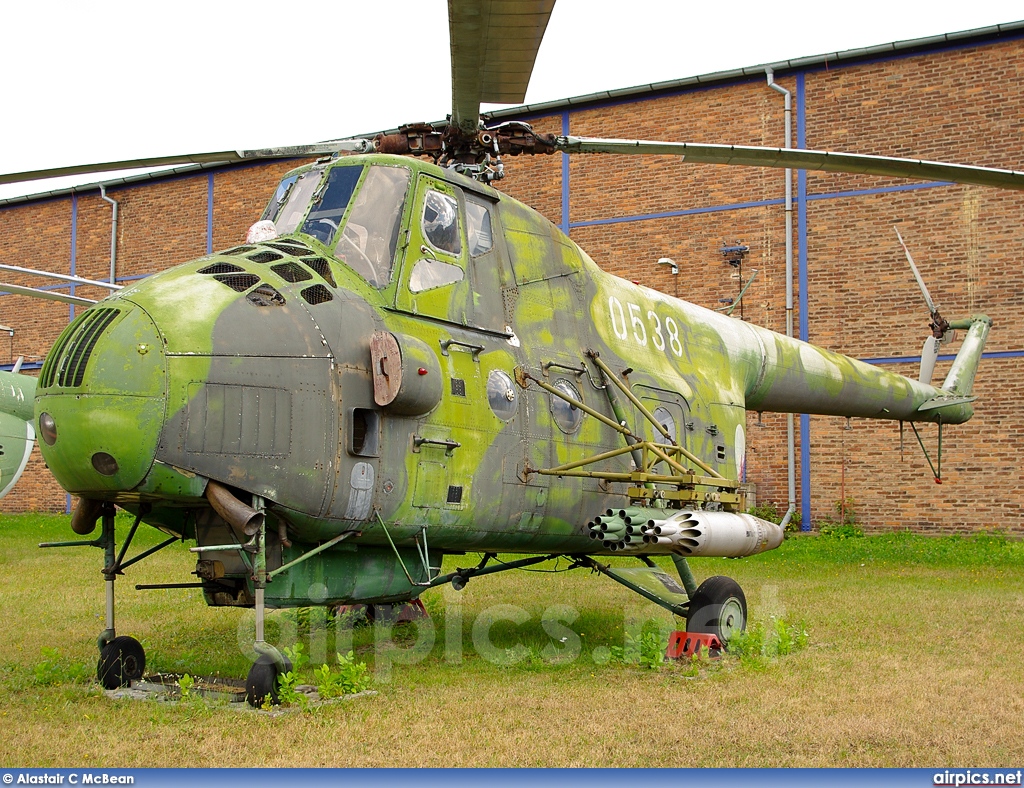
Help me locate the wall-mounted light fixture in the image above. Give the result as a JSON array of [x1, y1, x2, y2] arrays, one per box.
[[657, 257, 678, 275]]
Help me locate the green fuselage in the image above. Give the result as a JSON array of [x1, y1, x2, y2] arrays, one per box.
[[30, 154, 989, 606]]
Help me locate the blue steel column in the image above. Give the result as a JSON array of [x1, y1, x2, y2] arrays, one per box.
[[796, 72, 812, 530], [207, 172, 215, 255]]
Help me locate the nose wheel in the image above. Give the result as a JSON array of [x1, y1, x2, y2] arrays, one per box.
[[98, 635, 146, 689], [245, 653, 283, 707]]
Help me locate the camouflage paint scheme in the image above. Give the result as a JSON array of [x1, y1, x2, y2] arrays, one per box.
[[21, 153, 990, 607], [0, 370, 36, 499]]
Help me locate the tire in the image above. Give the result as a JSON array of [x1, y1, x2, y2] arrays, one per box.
[[685, 576, 747, 647], [97, 636, 146, 689], [245, 654, 280, 708]]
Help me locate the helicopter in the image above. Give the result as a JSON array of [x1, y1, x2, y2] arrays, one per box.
[[1, 0, 1022, 706]]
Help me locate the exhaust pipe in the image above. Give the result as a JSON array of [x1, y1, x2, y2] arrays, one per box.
[[205, 480, 265, 536], [71, 497, 104, 535]]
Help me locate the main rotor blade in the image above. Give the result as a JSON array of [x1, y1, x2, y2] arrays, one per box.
[[556, 137, 1024, 192], [0, 263, 122, 291], [894, 227, 938, 314], [0, 140, 374, 187], [0, 282, 97, 306], [449, 0, 556, 135]]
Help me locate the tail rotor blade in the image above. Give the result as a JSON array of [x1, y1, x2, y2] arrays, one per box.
[[894, 226, 938, 314], [920, 336, 941, 385]]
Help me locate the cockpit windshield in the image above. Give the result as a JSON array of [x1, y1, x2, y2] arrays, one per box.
[[335, 166, 411, 288], [261, 170, 322, 235], [261, 163, 412, 289], [301, 166, 364, 246]]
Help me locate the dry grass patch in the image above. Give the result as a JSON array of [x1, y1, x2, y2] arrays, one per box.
[[1, 514, 1022, 767]]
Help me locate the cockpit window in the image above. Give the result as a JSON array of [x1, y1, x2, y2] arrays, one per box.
[[466, 197, 493, 256], [422, 191, 461, 256], [300, 166, 364, 246], [263, 170, 322, 235], [336, 165, 411, 288]]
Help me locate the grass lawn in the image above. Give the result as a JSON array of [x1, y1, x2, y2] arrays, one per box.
[[1, 512, 1022, 767]]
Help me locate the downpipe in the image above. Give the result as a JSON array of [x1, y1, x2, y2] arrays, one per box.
[[98, 184, 118, 288], [767, 67, 798, 530]]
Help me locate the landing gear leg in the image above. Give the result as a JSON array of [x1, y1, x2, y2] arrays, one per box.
[[245, 496, 288, 707], [95, 503, 145, 688]]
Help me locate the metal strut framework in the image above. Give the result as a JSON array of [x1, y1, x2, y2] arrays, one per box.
[[516, 352, 744, 511]]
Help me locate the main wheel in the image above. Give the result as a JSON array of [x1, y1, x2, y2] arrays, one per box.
[[97, 636, 146, 689], [685, 576, 747, 647], [245, 654, 281, 708]]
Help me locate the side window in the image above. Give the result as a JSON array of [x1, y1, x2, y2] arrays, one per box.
[[410, 259, 464, 292], [300, 166, 364, 245], [422, 191, 461, 256], [466, 197, 493, 257], [336, 165, 411, 288], [409, 188, 465, 293]]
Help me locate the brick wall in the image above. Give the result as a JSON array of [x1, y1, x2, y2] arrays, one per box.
[[2, 32, 1022, 533]]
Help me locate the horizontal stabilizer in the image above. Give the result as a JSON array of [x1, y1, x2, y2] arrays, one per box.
[[917, 394, 976, 411]]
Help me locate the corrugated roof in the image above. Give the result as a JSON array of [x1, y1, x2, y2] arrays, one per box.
[[3, 19, 1022, 208]]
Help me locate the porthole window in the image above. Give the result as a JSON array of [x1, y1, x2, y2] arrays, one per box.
[[551, 379, 584, 434], [487, 369, 518, 421], [652, 406, 677, 444]]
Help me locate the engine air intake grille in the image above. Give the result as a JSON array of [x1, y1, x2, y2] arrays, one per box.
[[271, 262, 312, 283], [247, 284, 286, 307], [214, 273, 260, 292], [247, 251, 283, 264], [302, 257, 336, 287], [301, 284, 333, 305], [198, 262, 244, 275], [264, 241, 312, 256], [41, 307, 121, 388]]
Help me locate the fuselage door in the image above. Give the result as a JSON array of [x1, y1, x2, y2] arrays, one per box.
[[395, 176, 471, 325]]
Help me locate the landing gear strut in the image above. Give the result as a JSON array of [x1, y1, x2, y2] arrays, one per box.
[[244, 495, 289, 707], [95, 503, 146, 688]]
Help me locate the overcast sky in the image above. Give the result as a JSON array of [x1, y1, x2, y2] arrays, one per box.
[[1, 0, 1021, 200]]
